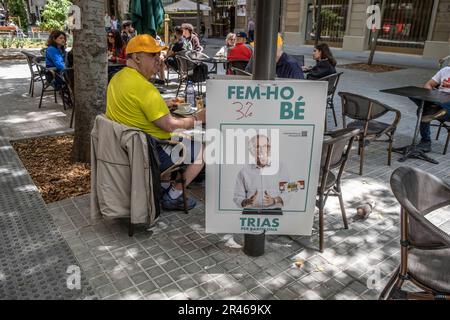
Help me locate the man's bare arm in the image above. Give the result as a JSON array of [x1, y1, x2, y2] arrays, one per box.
[[154, 108, 206, 133], [424, 79, 439, 90], [154, 114, 195, 133]]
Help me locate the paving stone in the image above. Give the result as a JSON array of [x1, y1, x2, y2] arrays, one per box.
[[97, 284, 118, 299], [250, 286, 272, 300], [137, 280, 158, 294], [154, 274, 174, 289], [112, 277, 134, 292], [130, 272, 150, 286]]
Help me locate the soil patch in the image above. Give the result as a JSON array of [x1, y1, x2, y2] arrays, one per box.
[[12, 135, 91, 204], [339, 63, 404, 73]]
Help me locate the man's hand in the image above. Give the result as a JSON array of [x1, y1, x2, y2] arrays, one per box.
[[263, 191, 276, 207], [242, 191, 258, 208], [194, 108, 206, 123], [424, 79, 439, 90], [165, 98, 179, 111]]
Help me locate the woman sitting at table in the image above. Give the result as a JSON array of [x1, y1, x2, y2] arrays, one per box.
[[181, 23, 202, 52], [107, 30, 126, 64], [165, 26, 186, 71], [46, 30, 67, 72], [215, 33, 236, 59], [302, 43, 336, 80]]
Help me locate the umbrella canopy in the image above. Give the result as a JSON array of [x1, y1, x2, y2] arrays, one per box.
[[164, 0, 211, 13], [131, 0, 165, 37]]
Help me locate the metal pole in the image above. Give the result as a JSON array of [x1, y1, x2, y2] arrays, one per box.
[[164, 13, 170, 46], [315, 0, 322, 46], [244, 0, 281, 257], [252, 0, 280, 80], [196, 0, 201, 35]]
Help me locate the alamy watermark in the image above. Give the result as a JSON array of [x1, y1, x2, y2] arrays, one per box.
[[366, 4, 382, 31], [66, 265, 81, 290]]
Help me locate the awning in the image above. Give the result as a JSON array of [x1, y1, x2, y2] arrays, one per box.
[[164, 0, 211, 13]]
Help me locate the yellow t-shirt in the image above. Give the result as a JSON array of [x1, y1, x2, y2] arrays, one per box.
[[106, 67, 171, 140]]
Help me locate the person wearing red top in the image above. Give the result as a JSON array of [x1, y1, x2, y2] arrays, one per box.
[[227, 31, 253, 62], [107, 30, 126, 64]]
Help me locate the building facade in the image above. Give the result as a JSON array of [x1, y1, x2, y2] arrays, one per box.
[[111, 0, 449, 58], [274, 0, 450, 58], [242, 0, 450, 59]]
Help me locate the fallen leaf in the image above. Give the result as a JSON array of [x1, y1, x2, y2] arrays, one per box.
[[315, 265, 325, 272], [294, 259, 304, 269]]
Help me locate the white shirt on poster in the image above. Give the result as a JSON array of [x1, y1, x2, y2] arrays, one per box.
[[233, 162, 292, 210]]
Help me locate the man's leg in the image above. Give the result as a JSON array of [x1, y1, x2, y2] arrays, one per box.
[[173, 142, 204, 188], [409, 98, 434, 151], [161, 139, 204, 210], [441, 102, 450, 121]]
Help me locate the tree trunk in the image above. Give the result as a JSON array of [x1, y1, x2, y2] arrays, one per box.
[[71, 0, 108, 163], [368, 0, 386, 65]]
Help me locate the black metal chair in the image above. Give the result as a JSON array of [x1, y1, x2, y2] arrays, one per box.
[[435, 120, 449, 155], [230, 66, 252, 76], [62, 68, 75, 128], [380, 166, 450, 300], [36, 63, 71, 111], [21, 50, 43, 97], [227, 59, 249, 74], [317, 128, 360, 252], [319, 72, 343, 129], [339, 92, 401, 176]]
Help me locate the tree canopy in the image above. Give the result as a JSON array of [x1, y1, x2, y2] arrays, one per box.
[[39, 0, 72, 31]]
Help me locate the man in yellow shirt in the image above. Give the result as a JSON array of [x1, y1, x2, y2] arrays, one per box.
[[106, 34, 205, 211]]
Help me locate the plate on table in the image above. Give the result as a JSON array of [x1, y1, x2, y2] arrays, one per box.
[[172, 107, 198, 116]]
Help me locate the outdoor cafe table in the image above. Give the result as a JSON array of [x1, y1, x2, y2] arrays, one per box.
[[196, 56, 228, 74], [380, 86, 450, 164]]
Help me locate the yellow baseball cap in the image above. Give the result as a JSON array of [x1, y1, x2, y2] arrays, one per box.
[[126, 34, 168, 54], [249, 34, 283, 48], [277, 34, 283, 47]]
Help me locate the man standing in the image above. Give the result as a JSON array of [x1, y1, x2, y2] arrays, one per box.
[[104, 12, 112, 33], [414, 66, 450, 152], [121, 21, 134, 44], [106, 35, 206, 210], [247, 18, 255, 43], [111, 15, 119, 30]]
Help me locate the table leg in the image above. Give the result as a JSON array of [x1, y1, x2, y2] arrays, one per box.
[[392, 100, 439, 164]]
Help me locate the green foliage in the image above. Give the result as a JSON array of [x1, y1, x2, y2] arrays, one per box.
[[320, 9, 343, 37], [7, 0, 28, 30], [39, 0, 72, 32]]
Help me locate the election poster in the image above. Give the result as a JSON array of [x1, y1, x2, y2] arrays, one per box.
[[205, 79, 327, 235]]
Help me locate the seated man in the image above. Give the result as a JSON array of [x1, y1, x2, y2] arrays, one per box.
[[106, 34, 206, 211], [245, 34, 304, 79], [414, 66, 450, 152], [227, 31, 253, 63]]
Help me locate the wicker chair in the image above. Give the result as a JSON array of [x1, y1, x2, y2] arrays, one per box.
[[317, 128, 360, 252], [380, 167, 450, 300], [339, 92, 401, 176], [319, 72, 343, 129], [21, 50, 42, 97], [175, 53, 206, 97]]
